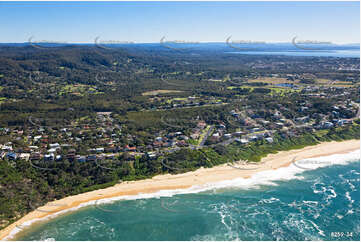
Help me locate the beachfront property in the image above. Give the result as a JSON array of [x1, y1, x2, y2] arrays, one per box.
[[0, 92, 358, 165]]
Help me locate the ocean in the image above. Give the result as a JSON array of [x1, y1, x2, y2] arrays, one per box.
[[12, 150, 360, 241], [227, 49, 360, 58]]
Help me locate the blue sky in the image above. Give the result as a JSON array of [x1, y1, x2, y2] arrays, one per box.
[[0, 1, 359, 44]]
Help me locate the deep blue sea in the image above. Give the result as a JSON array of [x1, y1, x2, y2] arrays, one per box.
[[11, 150, 360, 241]]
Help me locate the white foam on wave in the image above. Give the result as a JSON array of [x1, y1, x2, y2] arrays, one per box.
[[5, 149, 360, 240], [293, 149, 360, 170]]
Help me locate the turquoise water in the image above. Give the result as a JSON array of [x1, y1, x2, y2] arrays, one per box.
[[14, 152, 360, 241]]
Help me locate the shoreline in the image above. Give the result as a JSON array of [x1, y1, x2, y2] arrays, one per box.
[[1, 139, 360, 240]]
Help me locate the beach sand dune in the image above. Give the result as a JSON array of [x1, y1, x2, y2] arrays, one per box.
[[1, 139, 359, 240]]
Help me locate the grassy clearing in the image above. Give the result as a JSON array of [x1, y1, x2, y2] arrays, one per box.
[[0, 97, 7, 104], [247, 77, 355, 87], [247, 77, 290, 84], [58, 84, 99, 96], [142, 90, 183, 96]]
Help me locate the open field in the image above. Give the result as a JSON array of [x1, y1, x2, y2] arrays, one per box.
[[246, 77, 355, 87], [142, 90, 184, 96], [247, 77, 290, 84]]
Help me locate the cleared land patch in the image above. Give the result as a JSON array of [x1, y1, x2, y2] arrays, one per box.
[[142, 90, 184, 96]]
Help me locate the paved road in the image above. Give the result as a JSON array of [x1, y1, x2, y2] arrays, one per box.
[[163, 147, 181, 153], [134, 103, 228, 113], [353, 103, 360, 120], [198, 125, 214, 148], [209, 137, 237, 147]]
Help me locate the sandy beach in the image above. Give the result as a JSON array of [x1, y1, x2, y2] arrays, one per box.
[[1, 139, 359, 240]]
